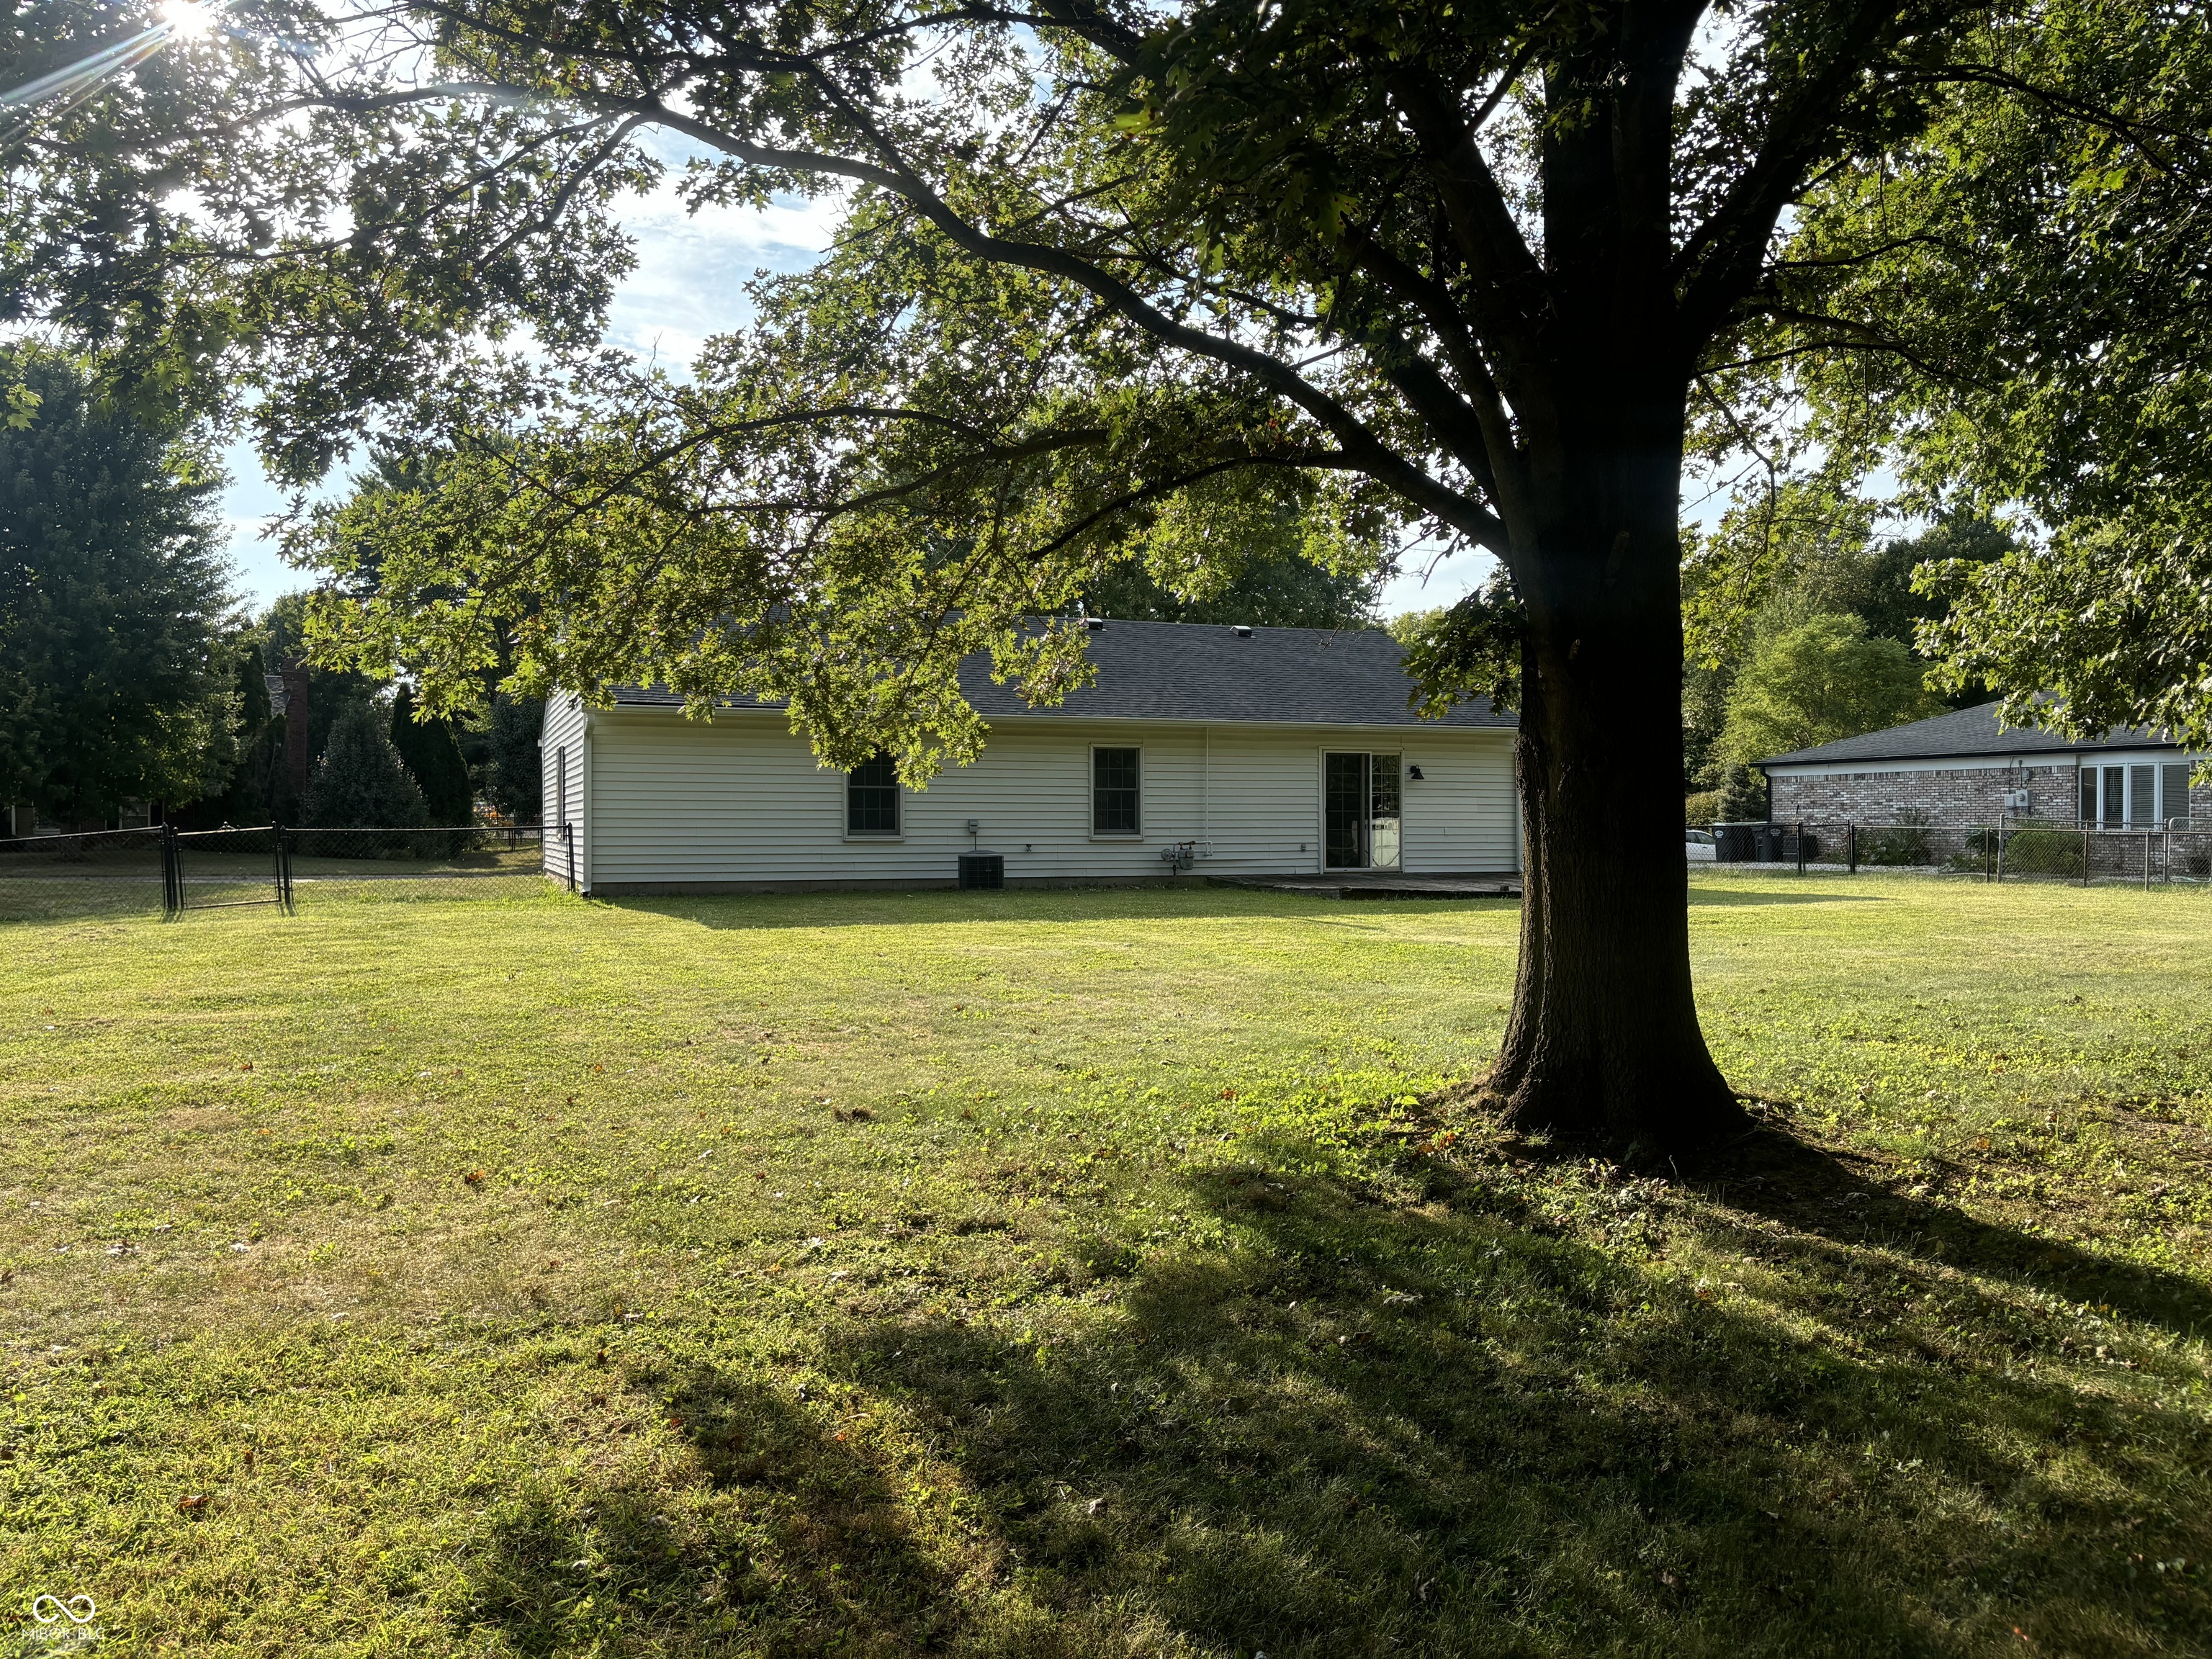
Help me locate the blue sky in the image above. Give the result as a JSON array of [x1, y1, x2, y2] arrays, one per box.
[[215, 156, 1500, 620]]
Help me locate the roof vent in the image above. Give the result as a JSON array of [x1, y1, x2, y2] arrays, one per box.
[[1084, 617, 1106, 632], [1232, 625, 1252, 639]]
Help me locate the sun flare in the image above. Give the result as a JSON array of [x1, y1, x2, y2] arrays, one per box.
[[159, 0, 213, 38]]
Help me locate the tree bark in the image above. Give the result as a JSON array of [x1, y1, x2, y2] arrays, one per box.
[[1484, 388, 1745, 1155]]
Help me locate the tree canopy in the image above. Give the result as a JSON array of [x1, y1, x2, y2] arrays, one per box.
[[7, 0, 2193, 768], [1079, 503, 1386, 629], [1717, 612, 1941, 777], [1680, 505, 2009, 788], [388, 684, 475, 825], [1735, 0, 2212, 751], [482, 693, 544, 822]]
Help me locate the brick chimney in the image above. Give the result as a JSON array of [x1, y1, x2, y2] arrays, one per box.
[[282, 665, 310, 803]]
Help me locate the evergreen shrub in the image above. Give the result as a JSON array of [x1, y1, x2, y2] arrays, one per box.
[[303, 703, 428, 837]]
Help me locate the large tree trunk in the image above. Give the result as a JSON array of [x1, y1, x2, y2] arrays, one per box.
[[1484, 399, 1744, 1154]]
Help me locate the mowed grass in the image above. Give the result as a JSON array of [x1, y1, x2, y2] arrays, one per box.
[[3, 874, 2209, 1658]]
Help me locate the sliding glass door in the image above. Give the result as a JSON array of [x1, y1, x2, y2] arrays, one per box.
[[1323, 752, 1402, 869]]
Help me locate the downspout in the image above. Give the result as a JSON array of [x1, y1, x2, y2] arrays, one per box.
[[1300, 752, 1318, 884]]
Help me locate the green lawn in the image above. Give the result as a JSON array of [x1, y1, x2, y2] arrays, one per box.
[[3, 874, 2209, 1657]]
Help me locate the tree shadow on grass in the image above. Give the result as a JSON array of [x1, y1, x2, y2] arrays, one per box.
[[803, 1152, 2211, 1658], [1683, 1123, 2212, 1341], [453, 1146, 2212, 1658], [457, 1370, 974, 1658]]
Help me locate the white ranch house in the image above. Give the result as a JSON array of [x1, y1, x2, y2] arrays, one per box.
[[539, 619, 1521, 894]]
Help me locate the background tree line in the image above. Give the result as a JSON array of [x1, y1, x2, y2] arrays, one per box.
[[6, 333, 2014, 843]]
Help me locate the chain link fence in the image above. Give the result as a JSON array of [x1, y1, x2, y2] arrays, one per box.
[[1, 824, 572, 922], [0, 827, 166, 922], [1712, 819, 2212, 886], [287, 825, 562, 900]]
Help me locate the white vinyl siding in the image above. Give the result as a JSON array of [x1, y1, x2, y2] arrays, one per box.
[[539, 695, 590, 882], [567, 707, 1518, 889]]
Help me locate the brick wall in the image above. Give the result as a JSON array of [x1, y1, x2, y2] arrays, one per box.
[[1768, 762, 2212, 824]]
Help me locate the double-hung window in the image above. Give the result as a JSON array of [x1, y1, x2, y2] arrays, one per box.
[[846, 755, 901, 836], [1092, 747, 1141, 835]]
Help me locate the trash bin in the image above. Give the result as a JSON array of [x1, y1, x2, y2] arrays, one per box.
[[1712, 823, 1760, 863], [1757, 823, 1790, 863], [957, 853, 1004, 890]]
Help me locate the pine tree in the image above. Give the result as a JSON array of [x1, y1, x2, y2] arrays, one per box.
[[0, 344, 239, 818], [387, 685, 474, 824], [485, 693, 543, 822], [302, 703, 428, 828]]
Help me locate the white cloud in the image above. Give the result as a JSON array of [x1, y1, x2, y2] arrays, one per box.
[[602, 181, 846, 368]]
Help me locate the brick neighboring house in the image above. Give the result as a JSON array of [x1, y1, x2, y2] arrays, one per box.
[[1759, 701, 2208, 827]]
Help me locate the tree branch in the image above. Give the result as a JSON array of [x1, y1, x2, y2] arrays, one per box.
[[1383, 65, 1554, 438], [629, 94, 1509, 551], [1674, 0, 1947, 342]]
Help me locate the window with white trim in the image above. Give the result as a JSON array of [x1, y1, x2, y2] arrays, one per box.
[[846, 754, 901, 835], [1092, 747, 1141, 835], [2080, 760, 2187, 827]]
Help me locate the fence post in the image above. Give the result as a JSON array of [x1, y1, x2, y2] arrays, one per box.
[[1846, 822, 1857, 873], [276, 824, 295, 911], [564, 822, 576, 892], [2145, 830, 2154, 891], [2082, 826, 2091, 887], [161, 821, 181, 914], [1796, 822, 1807, 876], [1996, 822, 2005, 884]]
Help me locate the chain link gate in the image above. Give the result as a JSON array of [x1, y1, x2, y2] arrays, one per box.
[[163, 824, 291, 913]]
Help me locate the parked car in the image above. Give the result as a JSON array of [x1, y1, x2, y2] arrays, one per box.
[[1686, 828, 1717, 862]]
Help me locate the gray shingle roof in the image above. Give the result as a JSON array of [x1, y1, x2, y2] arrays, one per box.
[[611, 619, 1516, 729], [1759, 700, 2175, 768]]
